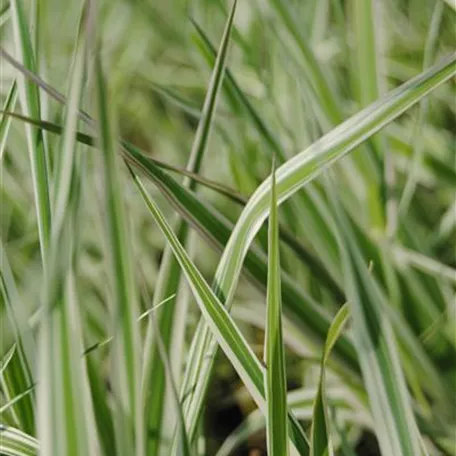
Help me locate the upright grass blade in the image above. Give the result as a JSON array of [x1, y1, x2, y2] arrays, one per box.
[[94, 50, 143, 456], [10, 0, 51, 267], [325, 175, 424, 456], [37, 7, 99, 456], [141, 3, 237, 453], [349, 0, 388, 231], [173, 52, 456, 440], [310, 304, 349, 456], [0, 81, 18, 161], [350, 0, 383, 113], [184, 0, 237, 178], [264, 159, 289, 456], [130, 171, 310, 455]]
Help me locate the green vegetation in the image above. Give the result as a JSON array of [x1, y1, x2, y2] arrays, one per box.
[[1, 0, 455, 455]]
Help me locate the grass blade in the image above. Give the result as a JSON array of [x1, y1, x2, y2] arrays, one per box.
[[37, 6, 100, 455], [10, 0, 51, 267], [310, 304, 349, 456], [94, 49, 143, 456], [349, 0, 389, 231], [141, 4, 237, 453], [192, 20, 286, 161], [0, 384, 34, 415], [264, 158, 289, 455]]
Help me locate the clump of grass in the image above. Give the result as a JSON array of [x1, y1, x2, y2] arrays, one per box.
[[1, 1, 455, 455]]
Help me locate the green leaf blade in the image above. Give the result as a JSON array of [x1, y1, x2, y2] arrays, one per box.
[[310, 304, 349, 456], [37, 9, 100, 456], [141, 3, 237, 453], [10, 0, 51, 265], [264, 159, 289, 456], [94, 52, 143, 456]]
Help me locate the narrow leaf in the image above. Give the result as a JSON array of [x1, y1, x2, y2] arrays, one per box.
[[310, 304, 349, 456], [94, 49, 143, 456], [264, 158, 289, 455], [37, 7, 100, 456], [141, 4, 237, 453], [10, 0, 51, 266]]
